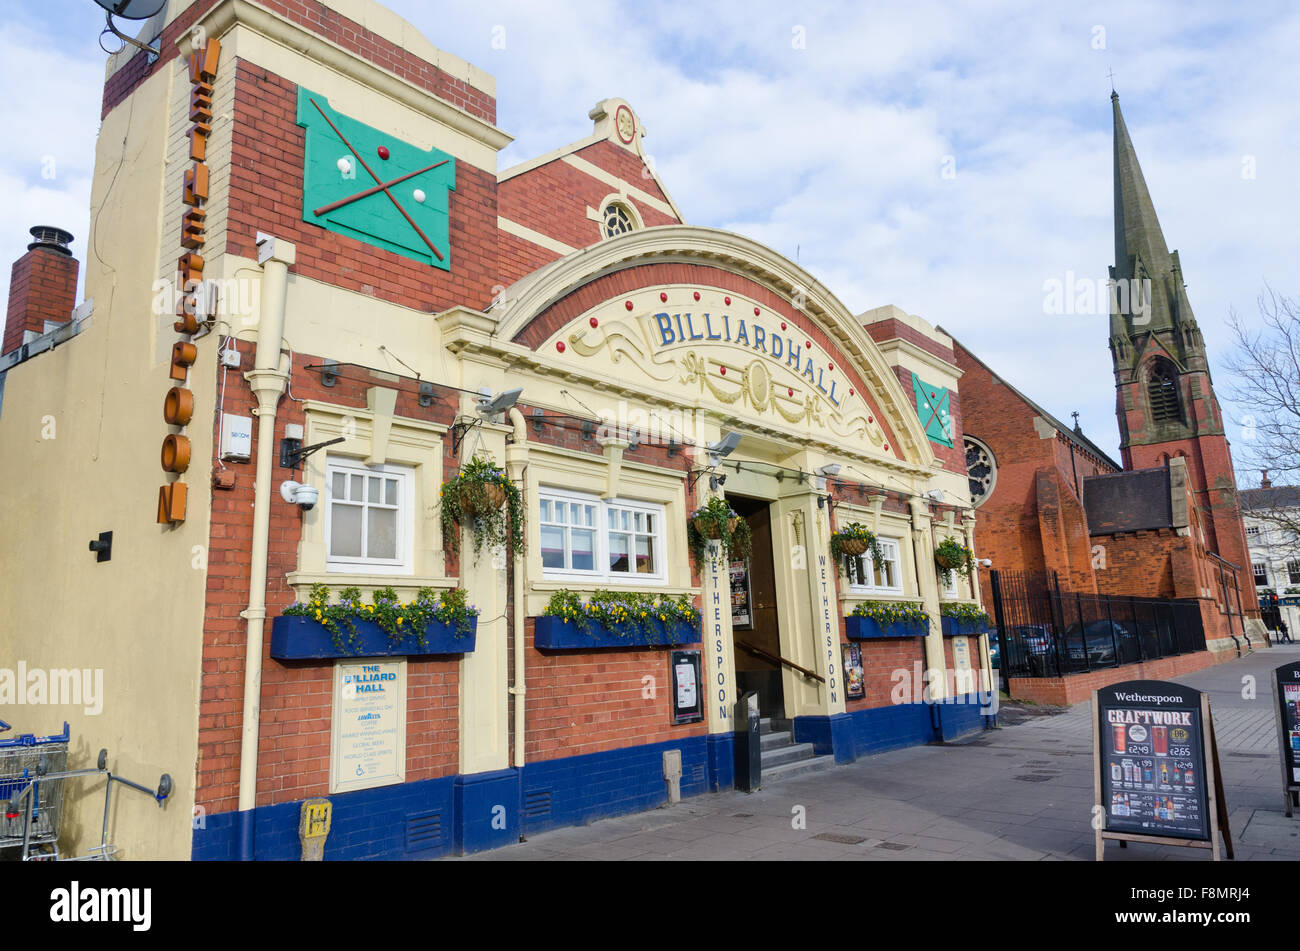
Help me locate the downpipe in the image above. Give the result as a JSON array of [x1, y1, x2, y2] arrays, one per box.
[[236, 236, 295, 860]]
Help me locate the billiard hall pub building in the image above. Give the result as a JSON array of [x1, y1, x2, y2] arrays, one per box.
[[0, 0, 995, 859]]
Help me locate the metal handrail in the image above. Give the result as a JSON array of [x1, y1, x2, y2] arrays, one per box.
[[734, 640, 825, 683]]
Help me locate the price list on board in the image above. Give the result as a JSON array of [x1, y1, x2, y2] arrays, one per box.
[[1097, 682, 1210, 841]]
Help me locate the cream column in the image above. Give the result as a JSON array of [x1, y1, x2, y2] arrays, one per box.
[[456, 401, 512, 775], [910, 496, 948, 700], [701, 473, 738, 735], [964, 510, 993, 696]]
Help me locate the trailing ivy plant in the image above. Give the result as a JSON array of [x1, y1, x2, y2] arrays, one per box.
[[831, 521, 885, 569], [939, 602, 990, 626], [440, 454, 526, 562], [542, 588, 701, 643], [849, 599, 930, 626], [934, 536, 975, 576], [687, 496, 753, 568], [283, 583, 479, 654]]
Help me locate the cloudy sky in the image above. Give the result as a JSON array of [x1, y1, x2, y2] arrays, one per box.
[[3, 0, 1298, 473]]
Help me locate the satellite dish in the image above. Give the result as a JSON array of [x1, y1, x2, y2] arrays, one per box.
[[93, 0, 165, 57], [91, 0, 166, 18]]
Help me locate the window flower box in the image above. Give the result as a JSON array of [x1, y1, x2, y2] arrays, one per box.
[[534, 589, 703, 650], [940, 604, 991, 638], [845, 600, 930, 640], [274, 583, 478, 659], [270, 615, 476, 659], [845, 615, 927, 640], [533, 614, 701, 650]]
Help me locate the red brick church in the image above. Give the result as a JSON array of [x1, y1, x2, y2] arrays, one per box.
[[952, 92, 1261, 672]]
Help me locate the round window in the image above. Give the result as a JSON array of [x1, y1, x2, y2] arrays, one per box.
[[965, 436, 997, 508], [602, 202, 635, 238]]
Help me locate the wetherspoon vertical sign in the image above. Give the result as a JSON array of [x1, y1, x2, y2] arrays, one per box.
[[158, 37, 221, 525], [1094, 679, 1233, 860]]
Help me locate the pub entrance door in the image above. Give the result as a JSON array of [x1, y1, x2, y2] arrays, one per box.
[[728, 493, 785, 720]]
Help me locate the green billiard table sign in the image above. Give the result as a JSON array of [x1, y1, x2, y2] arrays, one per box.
[[296, 87, 456, 270]]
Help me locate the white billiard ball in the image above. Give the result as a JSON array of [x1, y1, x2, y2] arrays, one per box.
[[412, 188, 426, 203]]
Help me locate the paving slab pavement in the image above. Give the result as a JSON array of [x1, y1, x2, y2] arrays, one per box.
[[447, 645, 1300, 861]]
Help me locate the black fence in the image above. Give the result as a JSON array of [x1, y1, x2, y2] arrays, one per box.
[[988, 570, 1206, 682]]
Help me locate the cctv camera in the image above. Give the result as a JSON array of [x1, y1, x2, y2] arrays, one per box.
[[280, 480, 319, 511], [977, 558, 992, 568]]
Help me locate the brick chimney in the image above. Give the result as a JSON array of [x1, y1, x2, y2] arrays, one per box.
[[3, 226, 79, 356], [1261, 469, 1272, 489]]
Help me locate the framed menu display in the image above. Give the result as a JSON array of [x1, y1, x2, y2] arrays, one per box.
[[1273, 660, 1300, 817], [842, 644, 864, 701], [671, 650, 704, 724], [1093, 680, 1233, 860], [729, 558, 752, 630]]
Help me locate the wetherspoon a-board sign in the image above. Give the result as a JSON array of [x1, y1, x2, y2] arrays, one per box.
[[1274, 660, 1300, 817], [1093, 679, 1233, 860]]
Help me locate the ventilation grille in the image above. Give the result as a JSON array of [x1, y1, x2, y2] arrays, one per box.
[[524, 789, 552, 818], [405, 811, 443, 852]]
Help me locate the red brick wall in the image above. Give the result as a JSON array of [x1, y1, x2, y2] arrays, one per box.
[[498, 146, 679, 255], [498, 231, 562, 287], [2, 247, 78, 355], [103, 0, 496, 123], [228, 63, 500, 314], [524, 618, 709, 760], [197, 344, 464, 813], [1008, 647, 1225, 706]]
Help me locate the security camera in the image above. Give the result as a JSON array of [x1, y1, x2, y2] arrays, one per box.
[[280, 480, 319, 511], [977, 558, 992, 568]]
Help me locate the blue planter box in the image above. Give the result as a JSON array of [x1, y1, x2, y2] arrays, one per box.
[[533, 615, 701, 650], [941, 616, 990, 638], [845, 615, 928, 640], [270, 615, 477, 660]]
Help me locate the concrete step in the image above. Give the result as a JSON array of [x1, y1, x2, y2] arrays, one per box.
[[758, 717, 793, 735], [761, 754, 836, 784], [762, 741, 818, 768], [759, 730, 793, 751]]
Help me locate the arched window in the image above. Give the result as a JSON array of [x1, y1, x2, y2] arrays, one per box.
[[601, 201, 636, 238], [1147, 359, 1181, 422]]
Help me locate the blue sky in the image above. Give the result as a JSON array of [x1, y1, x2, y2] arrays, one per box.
[[2, 0, 1298, 476]]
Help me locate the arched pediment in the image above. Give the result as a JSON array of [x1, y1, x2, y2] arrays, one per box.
[[485, 225, 937, 470]]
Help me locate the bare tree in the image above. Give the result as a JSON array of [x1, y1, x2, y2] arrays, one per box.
[[1224, 286, 1300, 553]]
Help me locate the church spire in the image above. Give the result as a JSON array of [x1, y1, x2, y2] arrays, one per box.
[[1111, 91, 1172, 282]]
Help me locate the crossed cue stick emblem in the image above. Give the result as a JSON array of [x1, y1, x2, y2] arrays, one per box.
[[309, 97, 449, 262]]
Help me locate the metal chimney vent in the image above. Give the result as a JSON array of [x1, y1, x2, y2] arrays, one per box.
[[27, 226, 74, 256]]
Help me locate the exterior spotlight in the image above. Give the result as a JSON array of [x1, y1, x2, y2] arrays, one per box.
[[814, 464, 841, 478], [476, 387, 523, 422], [709, 473, 727, 491], [924, 488, 945, 502], [705, 432, 742, 468]]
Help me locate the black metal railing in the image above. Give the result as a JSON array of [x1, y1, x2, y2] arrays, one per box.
[[988, 570, 1206, 682]]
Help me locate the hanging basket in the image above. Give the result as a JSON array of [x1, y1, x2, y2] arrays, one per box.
[[692, 516, 740, 540], [838, 537, 870, 557], [935, 549, 965, 571], [459, 483, 507, 518]]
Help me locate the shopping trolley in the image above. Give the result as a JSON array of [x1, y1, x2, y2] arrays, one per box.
[[0, 719, 173, 861], [0, 719, 70, 858]]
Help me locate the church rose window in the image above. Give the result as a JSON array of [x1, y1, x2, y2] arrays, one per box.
[[965, 436, 997, 508]]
